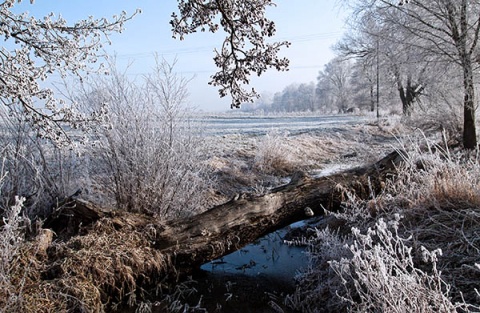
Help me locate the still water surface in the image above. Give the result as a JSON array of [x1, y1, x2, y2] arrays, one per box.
[[190, 221, 309, 312]]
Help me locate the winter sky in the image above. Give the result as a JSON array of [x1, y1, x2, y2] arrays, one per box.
[[16, 0, 348, 112]]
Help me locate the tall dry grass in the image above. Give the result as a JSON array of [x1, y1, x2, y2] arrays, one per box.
[[288, 134, 480, 312], [253, 130, 297, 175]]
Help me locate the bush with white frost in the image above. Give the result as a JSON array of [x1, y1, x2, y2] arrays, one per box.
[[330, 217, 460, 313], [74, 58, 213, 218], [289, 216, 471, 312], [0, 56, 214, 219], [286, 227, 352, 312], [0, 106, 89, 217], [0, 189, 28, 310]]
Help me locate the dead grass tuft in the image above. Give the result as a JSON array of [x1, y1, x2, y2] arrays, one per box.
[[253, 130, 298, 175], [393, 136, 480, 210], [52, 218, 170, 308], [2, 213, 173, 312]]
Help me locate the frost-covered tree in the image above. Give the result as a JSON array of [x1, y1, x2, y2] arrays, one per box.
[[316, 57, 354, 113], [343, 0, 480, 148], [272, 84, 298, 112], [171, 0, 290, 108], [336, 7, 431, 116], [349, 60, 376, 112], [266, 83, 317, 113], [0, 0, 138, 142]]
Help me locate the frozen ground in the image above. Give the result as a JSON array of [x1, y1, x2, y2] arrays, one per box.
[[202, 114, 403, 201], [195, 114, 372, 136]]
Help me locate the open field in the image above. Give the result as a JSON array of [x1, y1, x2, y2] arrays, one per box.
[[195, 114, 372, 136], [203, 114, 402, 200]]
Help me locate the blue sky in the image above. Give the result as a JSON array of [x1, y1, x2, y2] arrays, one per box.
[[15, 0, 348, 112]]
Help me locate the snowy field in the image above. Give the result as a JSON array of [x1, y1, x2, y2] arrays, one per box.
[[196, 114, 371, 136]]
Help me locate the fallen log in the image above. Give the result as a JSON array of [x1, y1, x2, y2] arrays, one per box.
[[160, 149, 403, 272], [45, 149, 403, 273]]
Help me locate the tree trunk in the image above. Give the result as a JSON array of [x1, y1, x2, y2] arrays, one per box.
[[399, 76, 422, 116], [370, 84, 375, 112], [456, 0, 477, 149], [399, 85, 409, 116], [395, 68, 411, 116], [462, 56, 477, 149]]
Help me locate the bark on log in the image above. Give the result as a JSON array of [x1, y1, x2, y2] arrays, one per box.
[[44, 197, 110, 239], [45, 150, 404, 275], [161, 150, 403, 272]]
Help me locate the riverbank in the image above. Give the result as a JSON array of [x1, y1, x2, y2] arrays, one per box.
[[6, 115, 478, 312]]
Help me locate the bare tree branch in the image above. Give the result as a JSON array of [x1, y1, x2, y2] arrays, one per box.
[[170, 0, 290, 108]]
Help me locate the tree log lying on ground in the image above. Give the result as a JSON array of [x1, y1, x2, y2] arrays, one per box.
[[35, 150, 404, 309]]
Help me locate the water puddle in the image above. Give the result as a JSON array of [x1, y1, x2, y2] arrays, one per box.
[[185, 221, 309, 312], [200, 221, 308, 280]]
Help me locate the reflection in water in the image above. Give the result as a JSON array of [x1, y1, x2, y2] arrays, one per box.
[[201, 223, 307, 280], [188, 222, 308, 312]]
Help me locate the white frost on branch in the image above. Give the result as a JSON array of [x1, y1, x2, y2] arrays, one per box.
[[171, 0, 290, 108], [1, 0, 290, 141], [0, 0, 138, 143]]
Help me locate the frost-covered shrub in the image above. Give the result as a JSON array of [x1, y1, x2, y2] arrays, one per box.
[[393, 135, 480, 210], [289, 217, 469, 313], [0, 195, 27, 311], [389, 136, 480, 306], [285, 227, 352, 313], [0, 108, 87, 218], [76, 58, 213, 218], [330, 216, 462, 313]]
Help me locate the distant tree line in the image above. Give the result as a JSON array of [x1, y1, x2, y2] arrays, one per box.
[[244, 45, 465, 117], [243, 0, 480, 148], [241, 57, 385, 114]]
